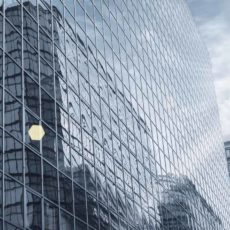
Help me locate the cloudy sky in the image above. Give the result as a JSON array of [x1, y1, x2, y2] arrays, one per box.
[[187, 0, 230, 141]]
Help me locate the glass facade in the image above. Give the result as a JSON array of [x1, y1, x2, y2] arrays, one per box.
[[0, 0, 229, 229], [224, 141, 230, 178]]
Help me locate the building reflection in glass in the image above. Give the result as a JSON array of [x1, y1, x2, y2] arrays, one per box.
[[157, 174, 222, 230], [224, 141, 230, 177], [0, 0, 230, 230]]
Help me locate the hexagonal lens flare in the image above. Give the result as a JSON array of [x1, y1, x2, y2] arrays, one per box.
[[28, 125, 45, 141]]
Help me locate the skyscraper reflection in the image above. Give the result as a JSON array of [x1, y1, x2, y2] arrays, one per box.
[[225, 141, 230, 177], [0, 0, 230, 230], [157, 175, 222, 230]]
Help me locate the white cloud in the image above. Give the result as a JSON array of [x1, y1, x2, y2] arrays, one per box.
[[215, 78, 230, 141], [199, 18, 230, 78], [201, 20, 230, 141], [188, 0, 230, 141]]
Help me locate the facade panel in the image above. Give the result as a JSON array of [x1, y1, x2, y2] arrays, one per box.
[[0, 0, 229, 229], [225, 141, 230, 178]]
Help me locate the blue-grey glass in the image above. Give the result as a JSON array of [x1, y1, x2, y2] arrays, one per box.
[[44, 201, 59, 230], [56, 75, 67, 109], [0, 14, 2, 48], [74, 183, 86, 222], [26, 191, 42, 230], [59, 172, 73, 212], [5, 1, 21, 32], [25, 147, 41, 193], [23, 8, 38, 49], [0, 129, 2, 171], [4, 221, 21, 230], [40, 57, 54, 96], [0, 87, 2, 125], [24, 72, 40, 115], [39, 1, 52, 37], [4, 176, 23, 227], [23, 40, 39, 82], [58, 137, 71, 176], [5, 54, 22, 100], [0, 172, 2, 217], [42, 124, 57, 165], [4, 133, 23, 182], [87, 193, 99, 229], [43, 161, 58, 203], [4, 91, 22, 141], [5, 20, 21, 66], [75, 219, 87, 230], [41, 88, 55, 126], [0, 51, 2, 89], [56, 105, 69, 141], [23, 0, 37, 19], [52, 0, 63, 22], [0, 0, 229, 229], [60, 210, 74, 230]]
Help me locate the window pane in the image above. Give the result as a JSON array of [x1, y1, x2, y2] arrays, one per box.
[[26, 191, 42, 230], [42, 124, 56, 165], [5, 55, 22, 100], [43, 161, 58, 203], [4, 91, 22, 141], [71, 148, 83, 186], [99, 204, 109, 229], [5, 1, 21, 31], [4, 176, 23, 227], [5, 20, 21, 65], [0, 128, 3, 170], [74, 183, 86, 222], [0, 172, 2, 217], [41, 89, 55, 129], [87, 193, 99, 229], [0, 50, 3, 85], [23, 8, 38, 49], [24, 40, 39, 82], [44, 201, 59, 230], [40, 58, 54, 96], [23, 0, 37, 18], [58, 138, 71, 176], [39, 29, 52, 66], [59, 172, 73, 213], [75, 219, 87, 230], [4, 133, 23, 182], [56, 105, 69, 141], [60, 210, 74, 230], [24, 73, 40, 116], [25, 148, 42, 193], [4, 221, 21, 230], [0, 15, 3, 48]]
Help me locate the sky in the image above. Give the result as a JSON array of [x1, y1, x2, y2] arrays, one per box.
[[187, 0, 230, 141]]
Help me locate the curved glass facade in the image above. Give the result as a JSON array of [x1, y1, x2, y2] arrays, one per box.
[[0, 0, 229, 229]]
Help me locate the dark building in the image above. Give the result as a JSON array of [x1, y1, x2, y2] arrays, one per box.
[[224, 141, 230, 177], [157, 175, 222, 230], [0, 0, 230, 230]]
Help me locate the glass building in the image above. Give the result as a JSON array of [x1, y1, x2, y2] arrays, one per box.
[[0, 0, 229, 229], [224, 141, 230, 178]]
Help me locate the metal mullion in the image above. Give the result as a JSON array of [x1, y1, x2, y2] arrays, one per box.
[[36, 0, 44, 229], [85, 1, 102, 228], [20, 0, 27, 227], [69, 0, 76, 229], [92, 3, 109, 225], [56, 1, 64, 228], [75, 2, 89, 229], [2, 1, 5, 228]]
